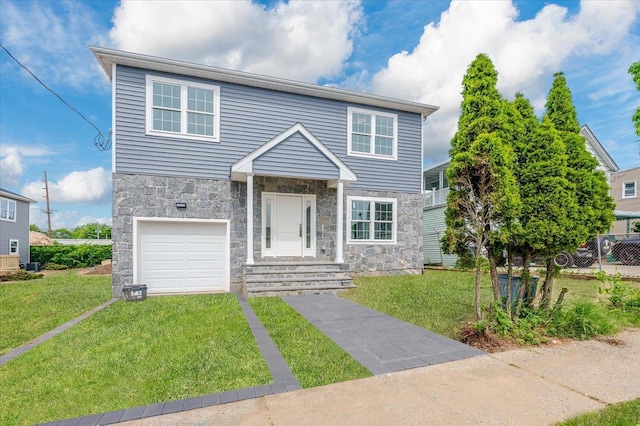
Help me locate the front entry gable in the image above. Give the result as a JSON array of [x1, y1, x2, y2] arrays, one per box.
[[231, 123, 357, 185]]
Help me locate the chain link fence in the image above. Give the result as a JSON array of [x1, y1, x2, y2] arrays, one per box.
[[536, 233, 640, 278]]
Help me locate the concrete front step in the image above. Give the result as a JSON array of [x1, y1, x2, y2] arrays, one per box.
[[248, 284, 357, 297], [244, 261, 354, 296]]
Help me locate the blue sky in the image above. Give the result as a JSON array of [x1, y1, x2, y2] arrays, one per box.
[[1, 0, 639, 231]]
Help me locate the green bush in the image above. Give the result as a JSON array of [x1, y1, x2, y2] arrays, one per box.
[[43, 263, 69, 270], [547, 302, 616, 340], [30, 245, 112, 268], [0, 271, 44, 282]]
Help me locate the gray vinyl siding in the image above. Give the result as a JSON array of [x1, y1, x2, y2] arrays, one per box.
[[114, 66, 422, 193], [0, 198, 30, 263], [254, 133, 339, 180], [423, 206, 457, 267]]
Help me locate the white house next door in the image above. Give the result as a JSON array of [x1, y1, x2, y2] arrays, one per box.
[[262, 192, 315, 258]]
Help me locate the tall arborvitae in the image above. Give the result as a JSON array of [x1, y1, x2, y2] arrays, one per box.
[[542, 72, 615, 308], [629, 61, 640, 137], [511, 93, 577, 313], [443, 54, 521, 319]]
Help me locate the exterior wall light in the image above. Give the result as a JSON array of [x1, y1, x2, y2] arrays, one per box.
[[175, 202, 187, 209]]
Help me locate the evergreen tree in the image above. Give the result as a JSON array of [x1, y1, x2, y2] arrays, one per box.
[[443, 54, 521, 319], [511, 94, 578, 313], [629, 61, 640, 136], [542, 72, 615, 308]]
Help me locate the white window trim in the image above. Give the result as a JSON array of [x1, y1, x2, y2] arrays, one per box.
[[0, 198, 17, 222], [622, 181, 637, 199], [9, 239, 19, 255], [347, 107, 398, 161], [347, 196, 397, 244], [145, 75, 221, 142]]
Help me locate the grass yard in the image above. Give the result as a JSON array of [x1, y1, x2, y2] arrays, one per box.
[[0, 272, 112, 355], [558, 398, 640, 425], [249, 297, 371, 388], [341, 270, 639, 340], [341, 271, 491, 339], [0, 293, 271, 426]]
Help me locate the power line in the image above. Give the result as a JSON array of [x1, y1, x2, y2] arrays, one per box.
[[0, 42, 111, 151]]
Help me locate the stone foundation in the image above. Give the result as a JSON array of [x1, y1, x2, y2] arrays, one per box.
[[112, 173, 423, 297]]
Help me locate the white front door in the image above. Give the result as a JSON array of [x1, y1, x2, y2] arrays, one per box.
[[262, 192, 316, 258], [275, 195, 302, 256]]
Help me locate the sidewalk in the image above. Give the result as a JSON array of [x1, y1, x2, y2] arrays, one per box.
[[120, 328, 640, 426]]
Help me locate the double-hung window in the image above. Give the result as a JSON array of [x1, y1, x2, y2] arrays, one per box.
[[146, 75, 220, 141], [623, 181, 637, 198], [347, 107, 397, 160], [0, 198, 16, 222], [9, 240, 18, 255], [347, 196, 396, 244]]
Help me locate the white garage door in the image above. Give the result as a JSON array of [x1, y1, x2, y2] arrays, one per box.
[[138, 221, 229, 294]]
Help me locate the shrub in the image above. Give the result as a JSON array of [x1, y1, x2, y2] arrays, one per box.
[[0, 271, 44, 282], [30, 245, 112, 268], [43, 263, 69, 270], [547, 302, 616, 340]]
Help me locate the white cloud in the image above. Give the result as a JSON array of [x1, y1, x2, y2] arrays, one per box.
[[0, 0, 108, 90], [75, 215, 112, 228], [0, 147, 25, 186], [368, 0, 640, 166], [110, 0, 364, 82], [21, 167, 111, 203]]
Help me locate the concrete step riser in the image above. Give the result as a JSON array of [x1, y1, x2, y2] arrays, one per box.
[[246, 264, 349, 273], [246, 280, 353, 290], [246, 273, 351, 282], [248, 288, 352, 297]]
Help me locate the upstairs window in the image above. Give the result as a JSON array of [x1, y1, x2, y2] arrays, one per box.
[[0, 198, 16, 222], [146, 75, 220, 142], [623, 181, 637, 198], [347, 107, 397, 160]]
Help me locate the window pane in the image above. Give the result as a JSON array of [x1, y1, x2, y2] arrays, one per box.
[[153, 82, 181, 109], [624, 182, 636, 197], [351, 222, 370, 240], [187, 112, 214, 136], [374, 222, 393, 240], [9, 240, 18, 253], [266, 198, 271, 249], [188, 87, 214, 113], [305, 202, 311, 249], [153, 108, 181, 132], [351, 134, 371, 153], [375, 202, 393, 221], [376, 115, 394, 137], [352, 113, 371, 134], [374, 136, 393, 156], [352, 201, 370, 221]]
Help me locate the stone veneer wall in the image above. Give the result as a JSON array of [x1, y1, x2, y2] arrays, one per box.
[[112, 173, 423, 297], [111, 173, 246, 297], [343, 189, 424, 275]]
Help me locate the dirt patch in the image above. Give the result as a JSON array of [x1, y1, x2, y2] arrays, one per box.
[[596, 337, 627, 347], [460, 323, 518, 353], [82, 263, 112, 275]]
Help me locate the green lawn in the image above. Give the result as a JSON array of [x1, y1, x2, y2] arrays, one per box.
[[558, 398, 640, 425], [249, 297, 371, 388], [341, 270, 638, 339], [0, 272, 112, 355], [0, 293, 271, 426], [341, 271, 491, 339]]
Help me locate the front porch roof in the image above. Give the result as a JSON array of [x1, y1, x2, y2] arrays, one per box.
[[230, 123, 357, 188]]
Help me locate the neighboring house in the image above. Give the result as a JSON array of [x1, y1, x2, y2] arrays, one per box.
[[0, 188, 36, 270], [422, 125, 619, 267], [610, 166, 640, 235], [92, 47, 438, 297]]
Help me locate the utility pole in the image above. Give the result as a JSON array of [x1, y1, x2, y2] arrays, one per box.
[[43, 171, 53, 237]]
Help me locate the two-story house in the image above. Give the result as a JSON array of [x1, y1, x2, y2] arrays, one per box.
[[0, 188, 35, 271], [92, 47, 438, 297], [610, 167, 640, 234], [423, 124, 619, 267]]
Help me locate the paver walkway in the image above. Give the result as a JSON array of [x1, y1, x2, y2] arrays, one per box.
[[33, 293, 482, 425], [282, 294, 484, 374]]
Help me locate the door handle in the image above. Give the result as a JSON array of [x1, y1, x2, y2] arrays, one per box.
[[299, 223, 302, 238]]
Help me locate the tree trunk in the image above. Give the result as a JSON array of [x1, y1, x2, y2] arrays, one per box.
[[514, 250, 531, 318], [474, 245, 484, 321], [488, 252, 500, 301], [540, 256, 555, 310]]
